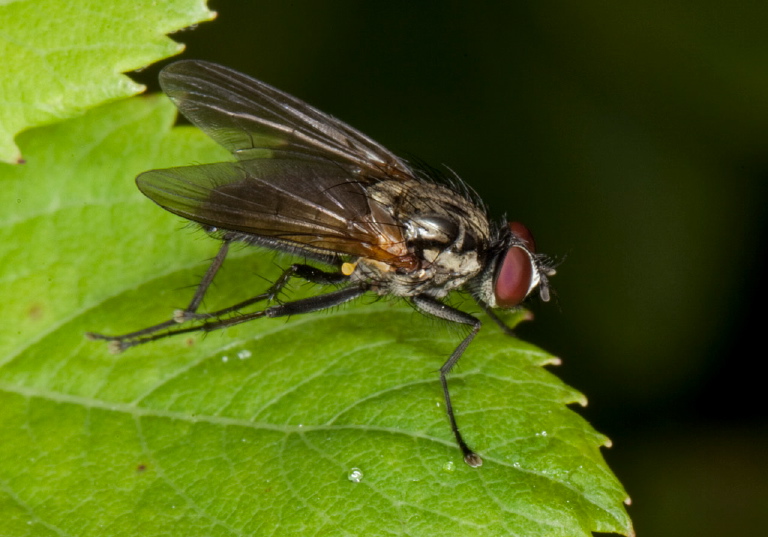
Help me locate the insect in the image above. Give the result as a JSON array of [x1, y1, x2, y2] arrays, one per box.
[[88, 60, 556, 467]]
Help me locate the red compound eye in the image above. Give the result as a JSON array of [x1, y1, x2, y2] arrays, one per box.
[[509, 221, 536, 252], [493, 222, 537, 308], [494, 246, 533, 308]]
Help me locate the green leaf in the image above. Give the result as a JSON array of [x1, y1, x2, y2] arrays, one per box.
[[0, 0, 215, 163], [0, 97, 633, 536]]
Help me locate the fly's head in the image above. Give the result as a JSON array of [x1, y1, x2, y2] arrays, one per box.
[[474, 222, 556, 309]]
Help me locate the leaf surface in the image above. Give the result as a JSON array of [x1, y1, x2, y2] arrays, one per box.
[[0, 0, 214, 163]]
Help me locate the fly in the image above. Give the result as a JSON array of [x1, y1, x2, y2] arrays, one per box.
[[88, 60, 556, 467]]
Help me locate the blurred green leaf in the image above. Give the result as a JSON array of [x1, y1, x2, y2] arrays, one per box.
[[0, 96, 633, 536], [0, 0, 214, 163]]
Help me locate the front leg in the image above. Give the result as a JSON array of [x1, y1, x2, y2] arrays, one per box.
[[476, 301, 518, 337], [411, 295, 484, 468]]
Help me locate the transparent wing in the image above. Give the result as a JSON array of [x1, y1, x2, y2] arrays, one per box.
[[136, 158, 415, 268], [159, 60, 414, 181]]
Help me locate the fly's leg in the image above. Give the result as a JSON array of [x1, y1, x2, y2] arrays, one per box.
[[477, 301, 518, 336], [98, 285, 366, 351], [87, 240, 350, 352], [411, 295, 484, 468], [87, 240, 233, 348], [183, 240, 232, 315], [477, 300, 537, 338], [175, 262, 349, 322]]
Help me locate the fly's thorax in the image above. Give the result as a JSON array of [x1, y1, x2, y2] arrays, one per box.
[[357, 180, 493, 297], [350, 256, 480, 298]]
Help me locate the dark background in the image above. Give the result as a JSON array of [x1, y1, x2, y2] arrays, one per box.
[[134, 2, 768, 535]]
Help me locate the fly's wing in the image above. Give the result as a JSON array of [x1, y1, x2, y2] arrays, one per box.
[[137, 158, 416, 269], [159, 60, 414, 181]]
